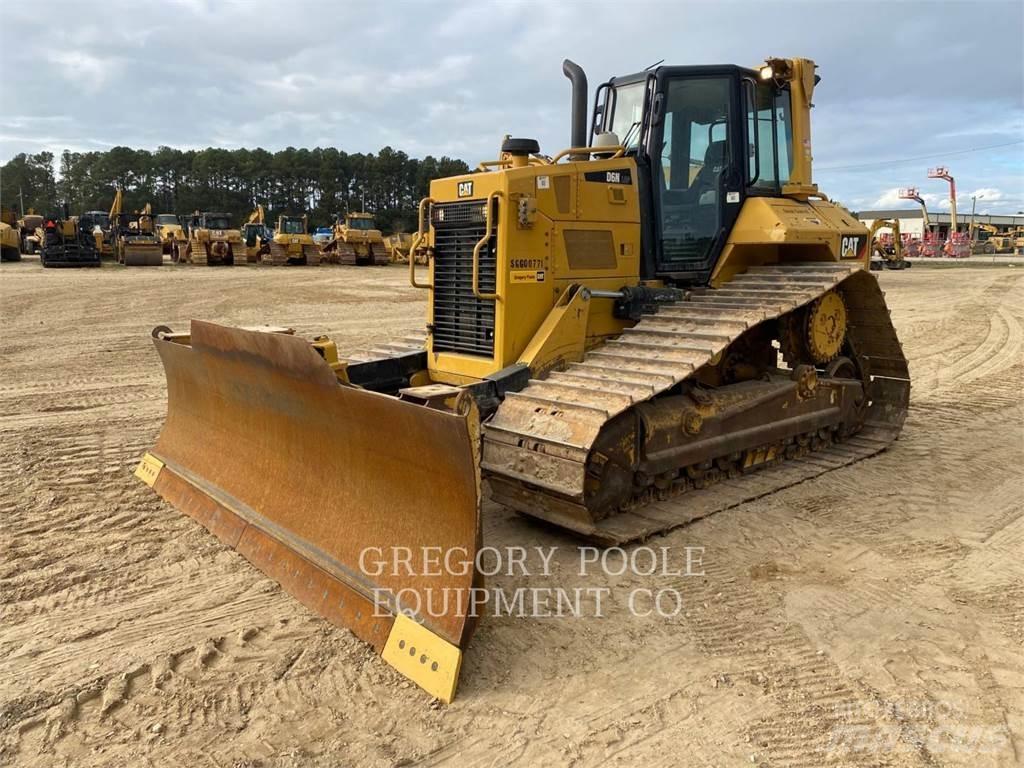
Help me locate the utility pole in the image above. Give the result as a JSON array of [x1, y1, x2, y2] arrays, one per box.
[[18, 187, 24, 217], [969, 195, 982, 240], [928, 167, 956, 235], [898, 188, 930, 234]]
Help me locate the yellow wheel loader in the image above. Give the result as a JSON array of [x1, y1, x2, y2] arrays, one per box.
[[262, 214, 321, 265], [178, 211, 243, 265], [155, 213, 187, 256], [322, 211, 387, 265], [137, 57, 909, 703]]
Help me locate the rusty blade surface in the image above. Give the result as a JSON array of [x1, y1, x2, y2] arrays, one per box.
[[149, 320, 481, 649]]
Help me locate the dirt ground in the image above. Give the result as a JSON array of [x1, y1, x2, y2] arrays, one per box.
[[1, 258, 1021, 767]]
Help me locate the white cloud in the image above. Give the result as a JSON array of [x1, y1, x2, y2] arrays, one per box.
[[42, 50, 115, 93]]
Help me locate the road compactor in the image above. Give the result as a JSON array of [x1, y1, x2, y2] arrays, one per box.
[[111, 199, 163, 266], [137, 57, 909, 702]]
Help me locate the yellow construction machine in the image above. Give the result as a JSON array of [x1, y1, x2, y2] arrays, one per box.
[[1, 207, 20, 261], [971, 223, 1016, 254], [262, 214, 321, 265], [322, 211, 388, 264], [16, 210, 44, 255], [111, 198, 163, 266], [866, 219, 911, 269], [178, 211, 244, 265], [383, 231, 427, 264], [155, 212, 187, 256], [241, 205, 271, 263], [137, 57, 909, 702]]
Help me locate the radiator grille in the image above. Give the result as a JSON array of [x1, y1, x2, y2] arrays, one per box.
[[431, 200, 496, 357]]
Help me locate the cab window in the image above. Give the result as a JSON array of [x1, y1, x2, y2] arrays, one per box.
[[746, 83, 792, 190]]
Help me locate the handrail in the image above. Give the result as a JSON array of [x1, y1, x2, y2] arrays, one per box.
[[548, 145, 626, 164], [409, 196, 433, 289], [472, 191, 502, 302], [475, 146, 625, 171]]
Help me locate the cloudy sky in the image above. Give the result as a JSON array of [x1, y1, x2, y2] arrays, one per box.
[[2, 0, 1022, 213]]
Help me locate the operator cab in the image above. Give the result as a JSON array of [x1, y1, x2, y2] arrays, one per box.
[[279, 216, 306, 235], [592, 64, 798, 283], [202, 213, 232, 230]]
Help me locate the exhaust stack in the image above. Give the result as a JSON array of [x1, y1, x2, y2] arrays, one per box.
[[562, 59, 588, 159]]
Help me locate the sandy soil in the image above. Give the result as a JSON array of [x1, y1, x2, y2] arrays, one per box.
[[1, 259, 1021, 767]]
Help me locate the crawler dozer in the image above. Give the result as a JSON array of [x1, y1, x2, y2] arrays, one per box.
[[322, 211, 387, 264], [383, 231, 428, 264], [177, 211, 243, 265], [137, 57, 909, 703], [262, 214, 321, 265]]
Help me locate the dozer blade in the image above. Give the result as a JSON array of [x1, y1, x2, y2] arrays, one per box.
[[137, 320, 481, 702]]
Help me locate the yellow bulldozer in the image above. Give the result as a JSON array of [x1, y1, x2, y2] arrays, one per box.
[[136, 57, 909, 703], [176, 211, 244, 265], [262, 214, 321, 266], [383, 231, 428, 264], [321, 211, 388, 265]]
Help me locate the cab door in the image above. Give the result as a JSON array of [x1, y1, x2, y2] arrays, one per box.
[[645, 69, 745, 282]]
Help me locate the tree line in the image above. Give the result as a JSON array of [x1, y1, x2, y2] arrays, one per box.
[[0, 146, 470, 233]]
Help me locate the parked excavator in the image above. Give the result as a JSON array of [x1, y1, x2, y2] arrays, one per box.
[[137, 57, 909, 703], [321, 211, 387, 264], [241, 205, 271, 263], [177, 211, 243, 265], [262, 214, 321, 265], [866, 219, 912, 269], [110, 197, 163, 266]]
